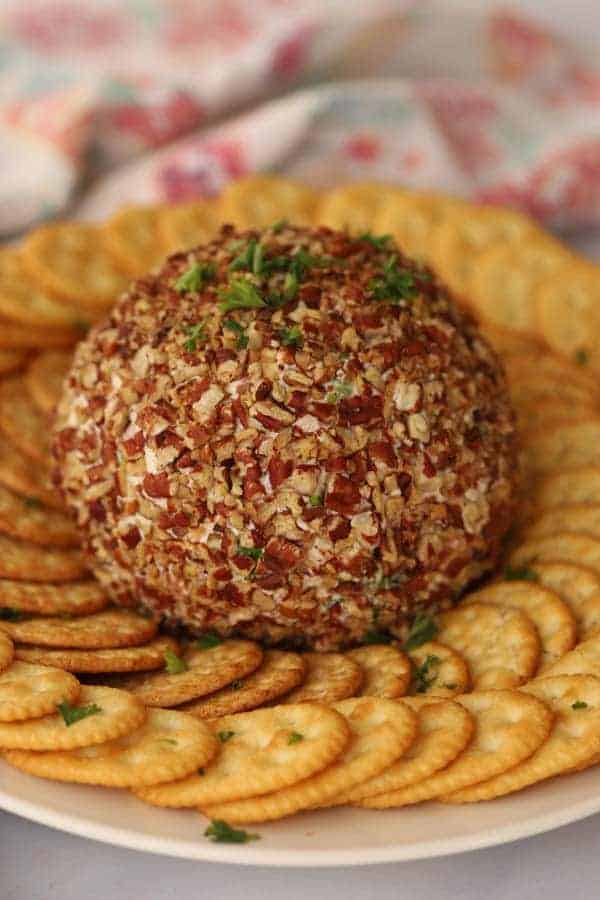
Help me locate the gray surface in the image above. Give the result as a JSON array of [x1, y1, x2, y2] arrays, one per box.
[[2, 807, 600, 900]]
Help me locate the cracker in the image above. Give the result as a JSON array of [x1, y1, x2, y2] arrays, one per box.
[[436, 602, 540, 688], [444, 675, 600, 802], [540, 633, 600, 679], [522, 418, 600, 477], [0, 249, 83, 329], [283, 652, 363, 704], [0, 684, 145, 750], [4, 708, 218, 788], [21, 222, 129, 312], [346, 645, 411, 699], [347, 698, 474, 803], [535, 468, 600, 510], [178, 650, 306, 718], [134, 703, 351, 808], [103, 206, 167, 277], [0, 660, 80, 722], [373, 191, 459, 262], [200, 697, 418, 824], [359, 689, 553, 807], [0, 608, 157, 649], [0, 350, 28, 377], [536, 263, 600, 373], [0, 316, 81, 350], [526, 562, 600, 640], [0, 534, 87, 582], [526, 505, 600, 541], [157, 200, 220, 254], [464, 582, 576, 672], [0, 375, 51, 463], [317, 183, 400, 235], [427, 204, 536, 294], [220, 176, 318, 229], [0, 433, 64, 510], [15, 636, 179, 674], [467, 237, 572, 335], [0, 579, 107, 617], [0, 631, 14, 673], [24, 350, 71, 415], [477, 323, 545, 360], [113, 640, 263, 707], [509, 533, 600, 576], [0, 483, 78, 547], [408, 641, 471, 697]]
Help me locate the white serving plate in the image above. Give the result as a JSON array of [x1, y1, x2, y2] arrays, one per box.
[[1, 758, 600, 866]]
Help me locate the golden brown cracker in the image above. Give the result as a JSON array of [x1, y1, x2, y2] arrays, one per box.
[[24, 350, 71, 415], [0, 579, 107, 618], [508, 533, 600, 576], [526, 562, 600, 640], [0, 534, 87, 582], [408, 641, 471, 697], [0, 483, 78, 547], [220, 176, 318, 229], [0, 660, 80, 722], [0, 433, 63, 510], [0, 375, 51, 463], [15, 636, 179, 674], [283, 652, 363, 704], [0, 608, 157, 649], [346, 645, 411, 699]]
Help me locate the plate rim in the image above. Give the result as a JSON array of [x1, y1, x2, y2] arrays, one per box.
[[2, 774, 600, 867]]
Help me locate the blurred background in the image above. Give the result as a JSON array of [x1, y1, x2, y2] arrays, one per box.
[[1, 0, 598, 248]]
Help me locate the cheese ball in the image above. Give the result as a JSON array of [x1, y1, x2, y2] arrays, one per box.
[[54, 224, 517, 650]]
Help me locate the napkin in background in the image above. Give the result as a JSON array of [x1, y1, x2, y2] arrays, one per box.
[[1, 0, 599, 235]]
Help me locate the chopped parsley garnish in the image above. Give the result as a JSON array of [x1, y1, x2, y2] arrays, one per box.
[[309, 493, 324, 507], [358, 231, 392, 250], [237, 545, 264, 561], [279, 325, 303, 348], [362, 629, 392, 645], [572, 700, 588, 710], [223, 318, 249, 350], [230, 679, 244, 691], [271, 219, 288, 233], [283, 271, 299, 300], [183, 322, 207, 352], [158, 738, 178, 746], [204, 819, 260, 844], [57, 701, 102, 727], [196, 632, 222, 650], [0, 607, 23, 621], [326, 380, 353, 404], [369, 254, 418, 304], [164, 648, 189, 674], [324, 596, 343, 611], [218, 730, 235, 743], [575, 348, 589, 366], [412, 654, 441, 693], [288, 731, 304, 745], [504, 566, 539, 583], [375, 573, 403, 591], [23, 496, 42, 510], [174, 261, 215, 293], [218, 278, 267, 313], [403, 613, 438, 652]]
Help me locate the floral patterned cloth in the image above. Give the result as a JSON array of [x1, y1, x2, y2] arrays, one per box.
[[1, 0, 599, 235]]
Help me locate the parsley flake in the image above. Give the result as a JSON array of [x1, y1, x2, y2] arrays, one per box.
[[326, 380, 353, 404], [218, 730, 235, 743], [362, 629, 392, 645], [403, 613, 438, 652], [309, 493, 324, 507], [575, 348, 589, 366], [412, 654, 441, 693], [572, 700, 588, 710], [23, 496, 42, 510], [279, 325, 303, 348], [223, 319, 249, 350], [288, 731, 304, 745], [196, 632, 222, 650], [504, 566, 539, 583], [283, 271, 299, 300], [271, 219, 288, 233], [358, 232, 392, 250], [369, 254, 418, 304], [218, 278, 267, 313], [204, 819, 260, 844], [237, 545, 264, 562], [0, 607, 23, 621], [164, 649, 189, 674], [183, 322, 207, 352], [174, 261, 215, 293], [57, 701, 102, 727], [230, 679, 244, 691]]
